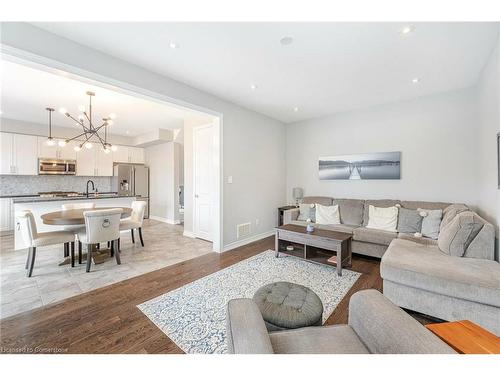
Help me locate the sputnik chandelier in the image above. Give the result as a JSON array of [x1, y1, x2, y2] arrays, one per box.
[[46, 91, 118, 153]]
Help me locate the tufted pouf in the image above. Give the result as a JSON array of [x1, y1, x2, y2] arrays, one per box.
[[252, 282, 324, 331]]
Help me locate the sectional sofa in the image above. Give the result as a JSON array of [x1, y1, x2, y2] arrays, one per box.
[[283, 196, 500, 335]]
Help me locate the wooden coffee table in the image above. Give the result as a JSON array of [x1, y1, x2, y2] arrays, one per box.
[[426, 320, 500, 354], [275, 224, 352, 276]]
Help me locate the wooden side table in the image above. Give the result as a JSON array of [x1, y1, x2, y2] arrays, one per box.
[[277, 205, 297, 226], [426, 320, 500, 354]]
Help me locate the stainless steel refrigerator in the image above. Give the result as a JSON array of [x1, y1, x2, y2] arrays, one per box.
[[113, 164, 150, 218]]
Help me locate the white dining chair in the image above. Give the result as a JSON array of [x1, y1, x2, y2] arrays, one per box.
[[76, 208, 123, 272], [119, 201, 147, 247], [16, 210, 76, 277], [62, 202, 96, 263]]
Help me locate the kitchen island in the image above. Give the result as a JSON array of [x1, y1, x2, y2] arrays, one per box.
[[13, 195, 137, 250]]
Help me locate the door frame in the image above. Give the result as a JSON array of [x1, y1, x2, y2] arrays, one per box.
[[1, 45, 224, 252]]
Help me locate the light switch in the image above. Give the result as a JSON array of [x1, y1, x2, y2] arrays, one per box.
[[227, 176, 233, 184]]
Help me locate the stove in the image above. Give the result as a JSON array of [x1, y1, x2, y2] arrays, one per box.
[[38, 191, 82, 198]]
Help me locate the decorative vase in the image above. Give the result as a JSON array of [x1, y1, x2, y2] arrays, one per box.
[[306, 223, 314, 233]]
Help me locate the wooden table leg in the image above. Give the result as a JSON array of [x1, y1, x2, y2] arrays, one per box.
[[275, 230, 279, 258], [337, 244, 343, 277]]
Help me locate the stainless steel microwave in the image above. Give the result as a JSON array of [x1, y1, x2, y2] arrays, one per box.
[[38, 159, 77, 175]]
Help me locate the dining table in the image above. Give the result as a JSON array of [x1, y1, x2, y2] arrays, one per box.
[[41, 206, 133, 266]]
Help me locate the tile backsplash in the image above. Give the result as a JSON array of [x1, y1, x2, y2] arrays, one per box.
[[0, 175, 115, 196]]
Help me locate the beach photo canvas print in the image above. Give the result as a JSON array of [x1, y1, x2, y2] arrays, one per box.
[[319, 152, 401, 180]]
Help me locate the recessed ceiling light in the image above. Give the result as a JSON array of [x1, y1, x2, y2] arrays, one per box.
[[400, 26, 414, 35], [280, 36, 293, 46], [126, 130, 130, 135], [169, 42, 179, 49], [250, 84, 257, 90], [412, 77, 420, 84], [293, 107, 299, 112]]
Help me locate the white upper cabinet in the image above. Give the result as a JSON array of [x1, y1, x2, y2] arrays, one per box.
[[76, 144, 114, 177], [112, 146, 130, 163], [112, 146, 144, 164], [129, 147, 145, 164], [1, 132, 37, 175], [38, 137, 77, 160]]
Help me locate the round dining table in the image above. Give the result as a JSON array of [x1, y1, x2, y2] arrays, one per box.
[[41, 206, 133, 225]]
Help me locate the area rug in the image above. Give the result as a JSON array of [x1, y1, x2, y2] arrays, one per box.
[[137, 250, 361, 354]]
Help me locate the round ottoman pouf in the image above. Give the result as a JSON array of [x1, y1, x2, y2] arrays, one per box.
[[252, 282, 323, 331]]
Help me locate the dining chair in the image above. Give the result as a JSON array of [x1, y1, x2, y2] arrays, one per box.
[[16, 210, 76, 277], [119, 201, 147, 247], [62, 202, 96, 263], [76, 208, 123, 272]]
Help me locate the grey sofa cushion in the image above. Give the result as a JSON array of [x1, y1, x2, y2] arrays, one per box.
[[363, 199, 401, 226], [440, 203, 469, 230], [269, 325, 369, 354], [418, 208, 442, 240], [397, 208, 423, 233], [353, 227, 398, 246], [332, 198, 365, 226], [381, 239, 500, 307], [226, 298, 274, 354], [397, 233, 438, 246], [349, 289, 456, 354], [438, 212, 484, 257], [302, 196, 332, 206]]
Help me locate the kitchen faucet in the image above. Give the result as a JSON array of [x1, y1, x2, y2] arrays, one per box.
[[86, 180, 95, 198]]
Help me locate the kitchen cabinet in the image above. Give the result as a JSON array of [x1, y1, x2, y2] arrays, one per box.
[[76, 144, 114, 177], [38, 137, 77, 160], [112, 146, 145, 164], [0, 198, 14, 234], [0, 132, 37, 175]]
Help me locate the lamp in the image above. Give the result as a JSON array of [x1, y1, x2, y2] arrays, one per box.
[[292, 187, 303, 207]]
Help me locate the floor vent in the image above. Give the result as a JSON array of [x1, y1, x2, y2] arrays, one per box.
[[237, 222, 252, 239]]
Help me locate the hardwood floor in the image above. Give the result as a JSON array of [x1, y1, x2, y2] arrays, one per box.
[[0, 236, 431, 354]]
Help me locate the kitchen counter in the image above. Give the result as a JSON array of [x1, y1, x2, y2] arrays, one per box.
[[12, 194, 138, 204]]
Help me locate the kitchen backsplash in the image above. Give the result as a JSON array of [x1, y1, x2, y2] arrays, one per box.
[[0, 175, 115, 196]]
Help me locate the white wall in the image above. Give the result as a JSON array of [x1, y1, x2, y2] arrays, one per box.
[[1, 23, 286, 248], [146, 142, 181, 224], [477, 35, 500, 259], [286, 87, 480, 208]]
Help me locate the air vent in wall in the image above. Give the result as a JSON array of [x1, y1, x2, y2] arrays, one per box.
[[237, 222, 252, 239]]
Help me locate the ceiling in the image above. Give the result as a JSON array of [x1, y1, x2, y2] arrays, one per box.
[[32, 22, 500, 123], [0, 60, 213, 136]]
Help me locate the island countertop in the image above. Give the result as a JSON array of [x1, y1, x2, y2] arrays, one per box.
[[12, 194, 140, 204]]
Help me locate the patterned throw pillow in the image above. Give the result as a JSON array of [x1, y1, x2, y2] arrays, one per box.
[[397, 208, 423, 233], [297, 203, 315, 222]]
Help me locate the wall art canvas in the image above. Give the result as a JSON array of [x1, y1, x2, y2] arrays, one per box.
[[319, 151, 401, 180]]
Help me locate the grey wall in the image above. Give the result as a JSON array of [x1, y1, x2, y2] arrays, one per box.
[[477, 35, 500, 260], [0, 175, 113, 196], [0, 23, 287, 248], [286, 87, 480, 208]]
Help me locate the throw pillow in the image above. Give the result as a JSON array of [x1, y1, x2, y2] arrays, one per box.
[[366, 205, 399, 232], [397, 208, 423, 233], [438, 211, 484, 257], [297, 203, 315, 222], [315, 204, 340, 225], [418, 208, 443, 240]]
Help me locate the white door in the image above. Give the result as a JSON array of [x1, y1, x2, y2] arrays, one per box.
[[193, 124, 214, 241], [0, 133, 13, 174], [14, 134, 38, 175]]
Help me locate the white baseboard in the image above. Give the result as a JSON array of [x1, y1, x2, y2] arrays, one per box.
[[183, 230, 196, 238], [149, 215, 181, 225], [222, 230, 274, 252]]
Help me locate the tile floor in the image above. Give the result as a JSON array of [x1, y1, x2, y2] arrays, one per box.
[[0, 219, 212, 319]]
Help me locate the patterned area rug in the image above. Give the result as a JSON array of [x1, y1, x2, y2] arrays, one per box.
[[138, 250, 361, 354]]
